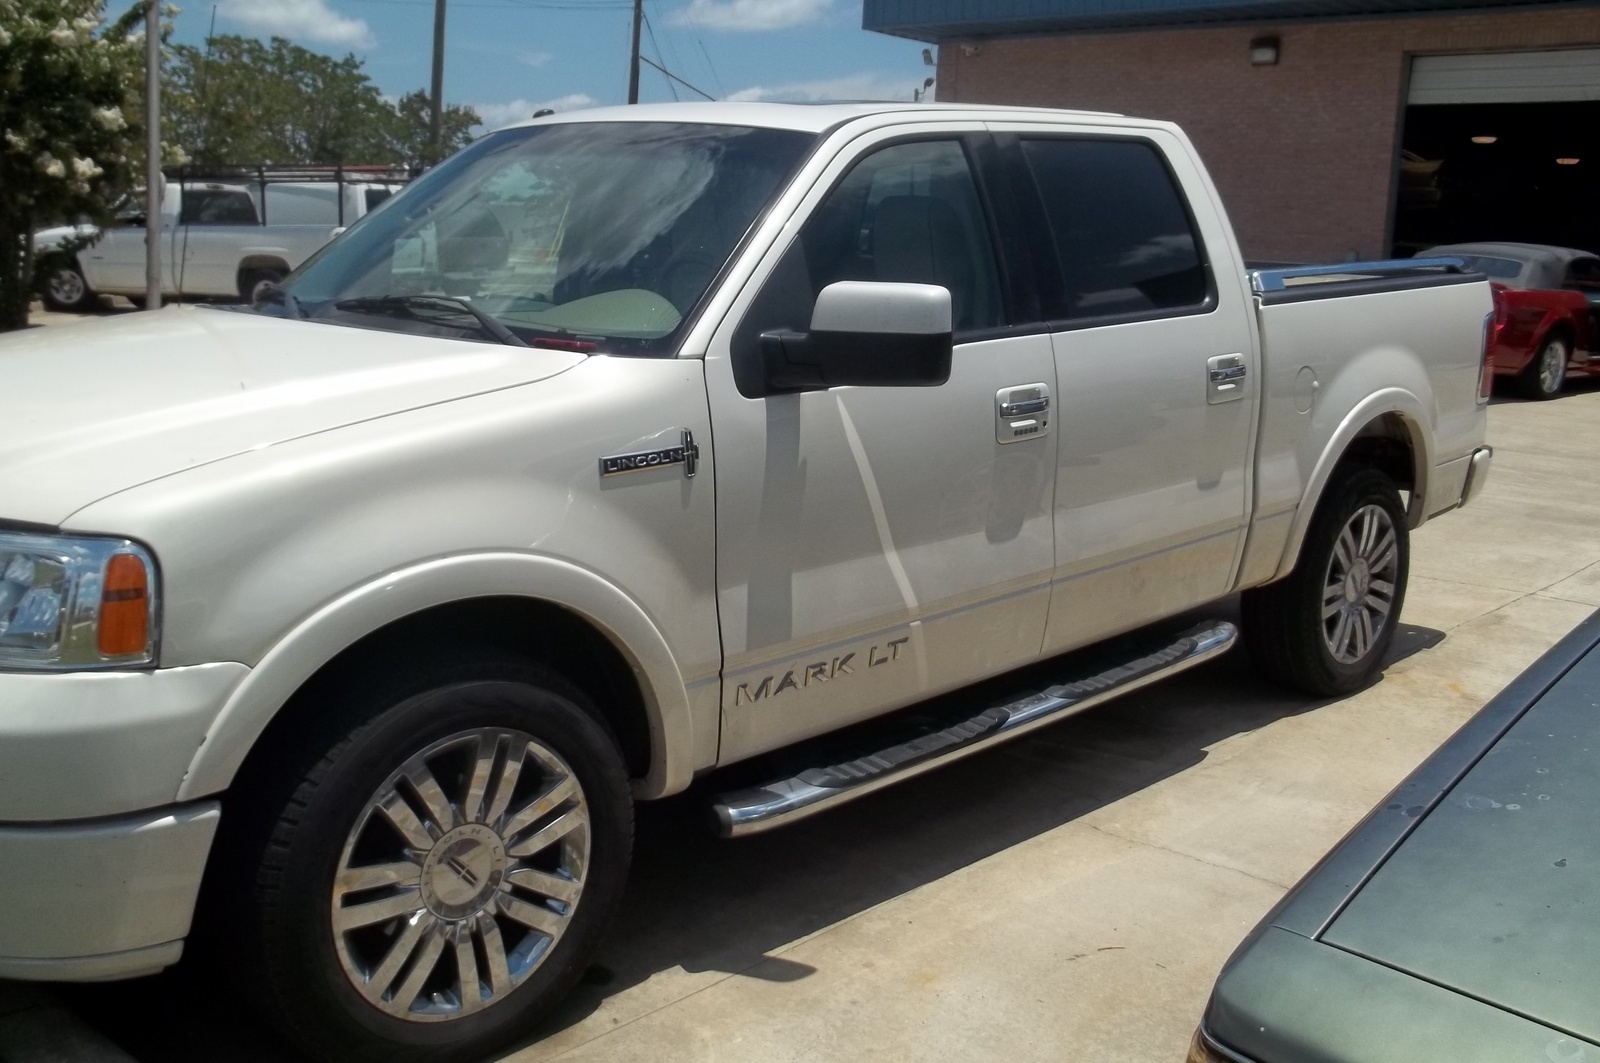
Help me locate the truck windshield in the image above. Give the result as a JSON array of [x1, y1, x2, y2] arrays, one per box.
[[282, 121, 815, 353]]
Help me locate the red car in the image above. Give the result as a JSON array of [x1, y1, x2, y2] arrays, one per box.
[[1424, 242, 1600, 399]]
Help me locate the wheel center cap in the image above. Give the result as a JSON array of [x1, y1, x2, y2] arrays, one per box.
[[419, 824, 507, 921], [1345, 559, 1372, 602]]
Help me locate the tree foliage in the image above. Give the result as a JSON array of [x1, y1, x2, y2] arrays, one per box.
[[0, 0, 145, 330], [166, 35, 480, 169]]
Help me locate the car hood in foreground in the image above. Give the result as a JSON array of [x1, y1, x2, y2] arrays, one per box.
[[0, 308, 585, 526], [1207, 610, 1600, 1062], [1320, 642, 1600, 1044]]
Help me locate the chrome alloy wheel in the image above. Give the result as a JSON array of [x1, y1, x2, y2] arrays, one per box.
[[47, 265, 86, 306], [1539, 339, 1567, 395], [332, 729, 589, 1022], [1321, 503, 1399, 665]]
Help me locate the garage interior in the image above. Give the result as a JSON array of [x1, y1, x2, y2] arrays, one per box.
[[1396, 48, 1600, 256]]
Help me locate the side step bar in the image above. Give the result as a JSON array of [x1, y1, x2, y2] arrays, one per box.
[[712, 621, 1236, 838]]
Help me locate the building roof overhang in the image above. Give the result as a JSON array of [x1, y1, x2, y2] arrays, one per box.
[[863, 0, 1595, 40]]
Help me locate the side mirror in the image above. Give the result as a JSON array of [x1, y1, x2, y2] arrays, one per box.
[[761, 281, 953, 393]]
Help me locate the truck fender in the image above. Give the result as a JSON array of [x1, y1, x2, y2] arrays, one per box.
[[1271, 387, 1433, 583], [175, 551, 697, 804]]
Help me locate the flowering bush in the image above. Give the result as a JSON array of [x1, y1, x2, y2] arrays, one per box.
[[0, 0, 144, 330]]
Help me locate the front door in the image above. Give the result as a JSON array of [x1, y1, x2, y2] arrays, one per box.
[[706, 130, 1060, 763]]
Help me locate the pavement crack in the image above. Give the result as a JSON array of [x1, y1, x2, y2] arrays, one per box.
[[1080, 821, 1294, 892]]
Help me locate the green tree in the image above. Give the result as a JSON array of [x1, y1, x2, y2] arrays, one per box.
[[0, 0, 144, 331], [165, 36, 480, 168], [393, 88, 479, 169]]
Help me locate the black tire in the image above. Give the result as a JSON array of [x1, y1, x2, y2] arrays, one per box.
[[218, 655, 633, 1063], [38, 256, 99, 312], [1242, 466, 1409, 697], [1517, 333, 1568, 400], [241, 267, 288, 305]]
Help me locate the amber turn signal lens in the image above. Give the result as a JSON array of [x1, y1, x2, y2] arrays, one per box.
[[98, 553, 150, 656]]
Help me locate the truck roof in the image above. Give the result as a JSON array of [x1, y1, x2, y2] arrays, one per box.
[[497, 100, 1123, 135]]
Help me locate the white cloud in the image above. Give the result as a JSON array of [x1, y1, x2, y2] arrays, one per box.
[[517, 50, 552, 68], [474, 94, 600, 130], [669, 0, 831, 32], [726, 72, 916, 104], [216, 0, 372, 47]]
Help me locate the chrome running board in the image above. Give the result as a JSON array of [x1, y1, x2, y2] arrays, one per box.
[[712, 621, 1236, 838]]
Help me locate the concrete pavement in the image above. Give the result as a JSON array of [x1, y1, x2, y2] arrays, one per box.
[[2, 348, 1597, 1061]]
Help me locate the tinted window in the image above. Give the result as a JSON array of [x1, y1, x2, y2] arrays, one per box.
[[746, 139, 1004, 340], [364, 187, 393, 213], [180, 189, 257, 226], [1565, 257, 1600, 292], [1022, 138, 1208, 321]]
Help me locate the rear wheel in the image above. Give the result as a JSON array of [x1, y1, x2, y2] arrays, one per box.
[[1242, 467, 1409, 696], [1518, 334, 1568, 400], [39, 257, 98, 312], [220, 657, 633, 1062]]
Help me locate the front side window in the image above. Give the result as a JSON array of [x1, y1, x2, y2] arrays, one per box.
[[1022, 138, 1209, 322], [284, 122, 815, 353]]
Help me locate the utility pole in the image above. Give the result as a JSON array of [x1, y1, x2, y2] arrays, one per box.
[[144, 0, 162, 311], [429, 0, 447, 162], [626, 0, 642, 104]]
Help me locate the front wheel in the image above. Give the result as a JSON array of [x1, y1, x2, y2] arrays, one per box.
[[1518, 334, 1568, 400], [39, 257, 98, 312], [1242, 467, 1409, 697], [222, 659, 633, 1062]]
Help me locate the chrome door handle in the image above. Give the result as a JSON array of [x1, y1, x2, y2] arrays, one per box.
[[1000, 396, 1050, 417], [996, 383, 1052, 444], [1206, 354, 1247, 405]]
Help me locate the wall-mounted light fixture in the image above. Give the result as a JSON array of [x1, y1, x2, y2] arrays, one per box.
[[922, 48, 935, 66], [1471, 135, 1497, 144], [1250, 36, 1280, 65], [960, 42, 981, 57]]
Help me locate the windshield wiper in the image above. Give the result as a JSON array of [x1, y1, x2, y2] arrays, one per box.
[[257, 282, 304, 320], [331, 294, 529, 348]]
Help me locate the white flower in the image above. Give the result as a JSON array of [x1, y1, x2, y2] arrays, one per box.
[[39, 154, 66, 179], [3, 130, 25, 152], [0, 26, 11, 46], [49, 19, 75, 45], [91, 106, 125, 131], [72, 156, 102, 180], [162, 3, 179, 14]]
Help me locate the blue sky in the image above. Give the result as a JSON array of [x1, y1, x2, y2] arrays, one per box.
[[169, 0, 934, 131]]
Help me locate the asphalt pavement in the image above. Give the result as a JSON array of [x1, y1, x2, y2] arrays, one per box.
[[3, 310, 1598, 1062]]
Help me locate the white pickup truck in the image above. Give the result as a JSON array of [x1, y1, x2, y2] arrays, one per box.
[[32, 173, 402, 311], [0, 103, 1494, 1062]]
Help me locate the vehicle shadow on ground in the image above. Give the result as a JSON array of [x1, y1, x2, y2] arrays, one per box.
[[52, 609, 1444, 1062], [1489, 373, 1600, 404]]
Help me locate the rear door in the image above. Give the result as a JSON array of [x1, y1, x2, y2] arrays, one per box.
[[990, 123, 1259, 654], [705, 126, 1060, 763]]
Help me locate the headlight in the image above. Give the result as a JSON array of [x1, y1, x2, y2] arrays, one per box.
[[0, 530, 159, 670]]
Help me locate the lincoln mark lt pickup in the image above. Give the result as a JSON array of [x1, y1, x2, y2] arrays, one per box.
[[0, 102, 1495, 1061]]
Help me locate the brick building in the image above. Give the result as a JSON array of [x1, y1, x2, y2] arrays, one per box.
[[864, 0, 1600, 263]]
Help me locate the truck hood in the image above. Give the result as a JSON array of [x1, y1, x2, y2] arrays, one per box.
[[0, 307, 586, 526]]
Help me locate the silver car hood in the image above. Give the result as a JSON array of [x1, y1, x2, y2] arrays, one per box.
[[0, 307, 585, 526]]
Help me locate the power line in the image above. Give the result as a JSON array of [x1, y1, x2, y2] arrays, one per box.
[[637, 55, 714, 101], [640, 9, 677, 101]]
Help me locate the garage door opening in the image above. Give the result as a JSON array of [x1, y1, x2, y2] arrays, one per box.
[[1393, 50, 1600, 257]]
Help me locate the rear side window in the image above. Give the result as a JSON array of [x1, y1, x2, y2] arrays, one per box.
[[180, 189, 258, 226], [1021, 138, 1209, 322], [365, 188, 393, 213]]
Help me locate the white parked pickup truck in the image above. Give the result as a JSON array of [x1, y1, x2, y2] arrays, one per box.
[[32, 173, 402, 311], [0, 103, 1494, 1061]]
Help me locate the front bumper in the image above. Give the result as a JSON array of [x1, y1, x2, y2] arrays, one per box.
[[0, 801, 219, 981], [0, 663, 246, 980]]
